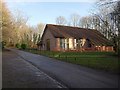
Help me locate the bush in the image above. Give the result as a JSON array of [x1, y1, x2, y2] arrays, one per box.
[[15, 43, 20, 48], [21, 44, 27, 50], [1, 41, 6, 49]]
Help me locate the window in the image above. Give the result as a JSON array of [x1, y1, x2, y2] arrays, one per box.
[[60, 38, 65, 49], [76, 39, 82, 48]]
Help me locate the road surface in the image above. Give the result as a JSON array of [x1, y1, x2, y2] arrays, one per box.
[[2, 49, 65, 88], [9, 49, 119, 88]]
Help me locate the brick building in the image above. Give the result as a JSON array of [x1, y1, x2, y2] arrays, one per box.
[[38, 24, 113, 52]]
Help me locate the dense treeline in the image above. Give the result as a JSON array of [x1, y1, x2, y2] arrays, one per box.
[[1, 1, 45, 49]]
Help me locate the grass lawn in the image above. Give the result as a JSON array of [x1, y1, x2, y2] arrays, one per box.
[[25, 49, 119, 74]]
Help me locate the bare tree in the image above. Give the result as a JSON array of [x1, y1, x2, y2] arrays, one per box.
[[79, 16, 93, 29], [109, 1, 120, 54], [36, 23, 45, 46], [37, 23, 45, 37], [69, 13, 80, 27], [11, 10, 29, 46], [91, 0, 120, 54], [56, 16, 67, 25]]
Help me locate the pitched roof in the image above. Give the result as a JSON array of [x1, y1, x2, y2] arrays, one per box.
[[42, 24, 112, 46]]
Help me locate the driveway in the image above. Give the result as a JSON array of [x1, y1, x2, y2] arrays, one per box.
[[10, 49, 119, 88], [2, 49, 65, 88]]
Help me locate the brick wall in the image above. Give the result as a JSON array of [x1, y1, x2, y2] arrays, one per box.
[[41, 29, 56, 51], [95, 46, 114, 52]]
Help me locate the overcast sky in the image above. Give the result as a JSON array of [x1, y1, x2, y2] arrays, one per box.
[[5, 0, 96, 26]]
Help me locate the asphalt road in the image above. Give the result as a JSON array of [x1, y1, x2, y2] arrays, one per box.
[[10, 49, 119, 88], [2, 49, 65, 88], [0, 51, 2, 89]]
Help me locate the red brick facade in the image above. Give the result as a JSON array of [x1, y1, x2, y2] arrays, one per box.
[[39, 24, 114, 52]]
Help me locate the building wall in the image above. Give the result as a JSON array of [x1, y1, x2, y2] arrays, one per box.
[[54, 38, 60, 51], [55, 38, 94, 51], [95, 46, 113, 52], [57, 38, 114, 52], [56, 38, 74, 51], [41, 29, 56, 51], [41, 30, 113, 52]]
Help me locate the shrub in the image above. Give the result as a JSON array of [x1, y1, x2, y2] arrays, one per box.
[[1, 41, 6, 49], [21, 44, 27, 50], [15, 43, 20, 48]]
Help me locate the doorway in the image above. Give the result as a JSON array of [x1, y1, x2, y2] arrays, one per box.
[[46, 39, 50, 51]]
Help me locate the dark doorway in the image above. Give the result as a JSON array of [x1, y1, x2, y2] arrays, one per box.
[[46, 39, 50, 51], [87, 39, 92, 48]]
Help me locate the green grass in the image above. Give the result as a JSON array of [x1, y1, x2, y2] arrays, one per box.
[[25, 49, 119, 74]]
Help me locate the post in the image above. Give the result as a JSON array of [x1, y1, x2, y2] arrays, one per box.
[[66, 55, 67, 60], [88, 59, 89, 67], [75, 57, 76, 61], [53, 53, 54, 57]]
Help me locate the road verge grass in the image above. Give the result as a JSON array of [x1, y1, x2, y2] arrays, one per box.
[[25, 49, 119, 74]]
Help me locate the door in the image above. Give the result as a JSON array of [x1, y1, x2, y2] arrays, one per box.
[[46, 39, 50, 51]]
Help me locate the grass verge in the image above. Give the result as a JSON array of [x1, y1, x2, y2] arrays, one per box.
[[25, 49, 119, 74]]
